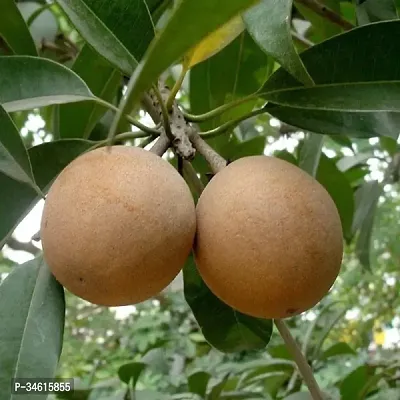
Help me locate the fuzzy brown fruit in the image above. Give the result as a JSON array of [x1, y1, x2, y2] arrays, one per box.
[[194, 156, 343, 319], [41, 146, 196, 306]]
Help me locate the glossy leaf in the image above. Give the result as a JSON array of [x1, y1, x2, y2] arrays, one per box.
[[0, 0, 37, 56], [118, 362, 146, 387], [0, 139, 95, 249], [265, 105, 400, 138], [264, 82, 400, 117], [59, 45, 121, 138], [352, 181, 382, 235], [183, 254, 273, 353], [57, 0, 154, 74], [356, 0, 398, 25], [354, 182, 382, 269], [244, 0, 313, 85], [298, 133, 324, 177], [122, 0, 260, 111], [0, 105, 36, 187], [0, 257, 65, 398], [185, 16, 244, 68], [262, 21, 400, 138], [0, 56, 94, 112], [188, 371, 211, 398], [190, 31, 272, 152], [316, 155, 354, 238], [340, 366, 371, 400]]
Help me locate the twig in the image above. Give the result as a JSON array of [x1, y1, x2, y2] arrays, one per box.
[[295, 0, 354, 30], [275, 320, 324, 400], [6, 237, 40, 255], [189, 131, 226, 174], [144, 83, 196, 159], [150, 133, 170, 156]]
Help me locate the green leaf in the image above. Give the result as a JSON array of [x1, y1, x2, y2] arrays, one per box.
[[244, 0, 313, 85], [336, 153, 371, 172], [0, 0, 37, 56], [188, 371, 211, 398], [0, 139, 95, 249], [298, 133, 324, 177], [264, 82, 400, 119], [118, 362, 146, 387], [352, 181, 382, 235], [354, 182, 381, 269], [57, 0, 155, 75], [316, 155, 354, 238], [208, 374, 231, 400], [122, 0, 260, 112], [0, 105, 37, 188], [320, 342, 356, 360], [312, 306, 347, 359], [0, 257, 65, 398], [262, 21, 400, 138], [356, 0, 398, 25], [380, 136, 398, 156], [265, 105, 400, 138], [340, 366, 372, 400], [59, 45, 121, 139], [189, 31, 272, 152], [0, 56, 94, 112], [183, 254, 273, 353]]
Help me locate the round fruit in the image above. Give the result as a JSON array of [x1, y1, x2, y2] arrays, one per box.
[[41, 145, 196, 306], [194, 156, 343, 319]]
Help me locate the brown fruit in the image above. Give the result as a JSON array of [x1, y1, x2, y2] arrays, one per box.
[[41, 146, 196, 306], [194, 156, 343, 319]]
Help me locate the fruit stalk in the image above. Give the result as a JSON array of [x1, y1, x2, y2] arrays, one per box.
[[275, 319, 324, 400]]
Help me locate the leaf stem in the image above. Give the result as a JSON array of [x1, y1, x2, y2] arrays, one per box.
[[95, 98, 161, 136], [182, 93, 259, 122], [274, 319, 324, 400], [200, 107, 266, 138], [296, 0, 354, 30], [166, 64, 189, 111]]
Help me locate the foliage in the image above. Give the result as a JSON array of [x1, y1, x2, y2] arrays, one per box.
[[1, 0, 400, 399]]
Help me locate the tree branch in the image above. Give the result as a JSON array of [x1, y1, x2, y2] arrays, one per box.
[[189, 131, 227, 174], [296, 0, 354, 30]]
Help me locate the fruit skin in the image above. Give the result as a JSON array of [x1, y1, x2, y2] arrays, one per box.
[[194, 156, 343, 319], [41, 145, 196, 306]]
